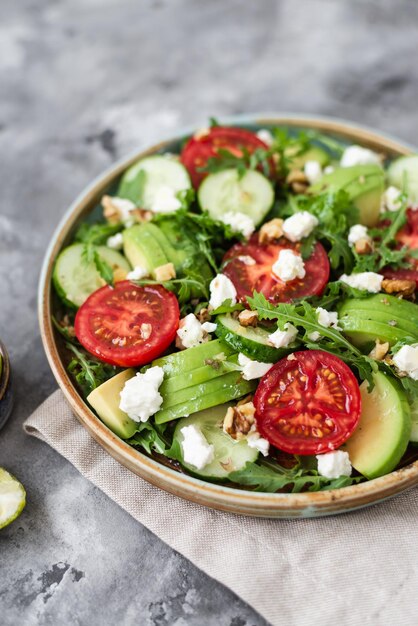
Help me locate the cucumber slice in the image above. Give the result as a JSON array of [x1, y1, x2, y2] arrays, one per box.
[[339, 317, 414, 348], [0, 468, 26, 529], [118, 155, 191, 207], [155, 372, 256, 424], [159, 354, 239, 395], [123, 225, 169, 276], [173, 404, 259, 479], [152, 338, 234, 376], [343, 373, 411, 479], [387, 155, 418, 204], [87, 369, 138, 439], [198, 169, 274, 226], [215, 314, 291, 362], [53, 243, 131, 308]]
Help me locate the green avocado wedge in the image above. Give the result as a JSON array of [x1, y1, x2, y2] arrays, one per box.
[[87, 369, 137, 439], [152, 339, 234, 376], [122, 225, 169, 277], [343, 373, 411, 479]]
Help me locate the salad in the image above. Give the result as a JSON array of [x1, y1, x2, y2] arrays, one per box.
[[52, 121, 418, 493]]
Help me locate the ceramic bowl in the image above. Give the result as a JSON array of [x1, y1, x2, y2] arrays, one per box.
[[0, 340, 13, 430], [38, 114, 418, 518]]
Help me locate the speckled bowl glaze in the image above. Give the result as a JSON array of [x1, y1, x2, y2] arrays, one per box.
[[39, 114, 418, 518], [0, 340, 13, 430]]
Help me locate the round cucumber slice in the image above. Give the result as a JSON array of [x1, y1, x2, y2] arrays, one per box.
[[215, 314, 292, 362], [173, 404, 259, 480], [53, 243, 131, 308], [118, 155, 191, 207], [198, 169, 274, 226], [0, 468, 26, 530], [343, 373, 411, 479], [387, 155, 418, 204]]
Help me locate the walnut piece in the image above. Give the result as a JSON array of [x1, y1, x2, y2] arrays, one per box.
[[259, 218, 284, 244], [197, 307, 211, 323], [223, 401, 256, 441], [369, 339, 390, 361], [381, 278, 416, 298], [286, 169, 309, 194], [354, 237, 373, 255], [154, 263, 176, 281], [131, 208, 153, 223], [238, 310, 259, 327]]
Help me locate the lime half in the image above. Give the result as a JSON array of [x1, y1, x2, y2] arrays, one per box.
[[0, 468, 26, 529]]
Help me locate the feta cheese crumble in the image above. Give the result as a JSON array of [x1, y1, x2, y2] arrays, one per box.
[[247, 433, 270, 456], [256, 128, 274, 146], [272, 249, 306, 282], [238, 353, 273, 380], [282, 211, 319, 242], [392, 345, 418, 380], [339, 272, 383, 293], [316, 307, 341, 330], [176, 314, 216, 349], [106, 232, 124, 250], [348, 224, 369, 246], [119, 366, 164, 422], [221, 211, 255, 238], [209, 274, 237, 309], [316, 450, 352, 479], [381, 186, 402, 212], [340, 145, 381, 168], [180, 424, 215, 470], [268, 323, 298, 348], [126, 266, 149, 280], [150, 185, 182, 213], [102, 196, 136, 226], [304, 160, 323, 184]]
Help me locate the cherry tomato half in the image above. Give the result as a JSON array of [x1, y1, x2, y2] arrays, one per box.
[[75, 281, 180, 367], [222, 234, 330, 304], [383, 208, 418, 286], [254, 350, 361, 455], [180, 126, 273, 188]]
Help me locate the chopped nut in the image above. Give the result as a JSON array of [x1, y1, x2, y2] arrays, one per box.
[[259, 218, 284, 244], [354, 237, 373, 255], [113, 267, 128, 282], [237, 394, 253, 406], [154, 263, 176, 281], [382, 278, 416, 298], [238, 310, 259, 327], [197, 307, 211, 323], [59, 315, 76, 337], [131, 208, 153, 223], [369, 339, 390, 361], [286, 169, 309, 194], [292, 181, 309, 194], [223, 402, 256, 440], [140, 323, 152, 340]]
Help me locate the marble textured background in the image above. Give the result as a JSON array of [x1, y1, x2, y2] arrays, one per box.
[[1, 1, 418, 624]]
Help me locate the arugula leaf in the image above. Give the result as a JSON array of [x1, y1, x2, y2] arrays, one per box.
[[93, 249, 114, 285], [303, 130, 345, 158], [209, 116, 220, 128], [74, 221, 123, 246], [200, 147, 271, 179], [210, 300, 245, 315], [66, 343, 118, 397], [127, 421, 170, 455]]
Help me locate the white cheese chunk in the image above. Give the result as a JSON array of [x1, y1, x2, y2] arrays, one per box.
[[268, 323, 298, 348], [340, 145, 381, 167], [237, 255, 256, 266], [176, 314, 216, 349], [282, 211, 319, 242], [221, 211, 255, 238], [106, 232, 124, 250], [201, 321, 217, 333], [304, 160, 323, 184], [103, 196, 136, 226], [308, 331, 321, 342], [247, 433, 270, 457], [209, 274, 237, 309], [393, 345, 418, 380], [272, 249, 306, 282], [126, 266, 149, 280], [180, 424, 215, 470], [339, 272, 383, 293], [238, 353, 273, 380], [348, 224, 369, 246], [381, 186, 402, 213], [256, 128, 274, 146], [150, 185, 182, 213], [316, 307, 341, 330], [316, 450, 352, 479], [119, 366, 164, 422]]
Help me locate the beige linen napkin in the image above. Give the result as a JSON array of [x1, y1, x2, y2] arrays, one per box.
[[24, 391, 418, 626]]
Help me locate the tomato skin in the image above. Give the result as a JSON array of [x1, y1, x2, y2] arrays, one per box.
[[222, 235, 330, 304], [180, 126, 273, 188], [254, 350, 361, 455], [75, 281, 180, 367], [382, 208, 418, 286]]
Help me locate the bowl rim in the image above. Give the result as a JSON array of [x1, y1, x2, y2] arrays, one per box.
[[38, 113, 418, 518]]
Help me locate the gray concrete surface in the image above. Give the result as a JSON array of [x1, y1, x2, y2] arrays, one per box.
[[1, 1, 418, 624]]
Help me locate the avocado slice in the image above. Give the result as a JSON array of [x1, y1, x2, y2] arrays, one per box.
[[153, 338, 234, 376], [87, 369, 137, 439], [310, 164, 384, 226], [343, 373, 411, 479], [123, 225, 168, 277], [287, 145, 330, 170], [159, 354, 239, 395], [339, 317, 414, 349], [158, 218, 214, 281]]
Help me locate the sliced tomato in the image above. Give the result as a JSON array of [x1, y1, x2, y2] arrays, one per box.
[[382, 208, 418, 285], [222, 234, 329, 304], [180, 126, 273, 187], [254, 350, 361, 455], [74, 281, 180, 367]]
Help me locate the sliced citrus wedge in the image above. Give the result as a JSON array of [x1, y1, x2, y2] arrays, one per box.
[[0, 468, 26, 529]]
